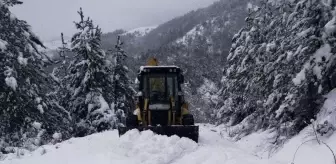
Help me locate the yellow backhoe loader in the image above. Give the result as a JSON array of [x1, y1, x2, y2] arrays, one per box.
[[117, 58, 199, 142]]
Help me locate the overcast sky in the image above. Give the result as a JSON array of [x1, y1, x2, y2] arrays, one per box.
[[10, 0, 219, 41]]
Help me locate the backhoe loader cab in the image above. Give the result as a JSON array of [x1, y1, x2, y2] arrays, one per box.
[[117, 58, 199, 142], [137, 66, 185, 126]]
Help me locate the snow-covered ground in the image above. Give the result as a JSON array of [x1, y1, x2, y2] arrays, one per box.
[[1, 123, 336, 164], [0, 124, 268, 164], [223, 88, 336, 164], [2, 89, 336, 164]]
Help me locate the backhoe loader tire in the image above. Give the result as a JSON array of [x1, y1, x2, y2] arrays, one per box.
[[126, 115, 138, 127], [182, 114, 194, 125]]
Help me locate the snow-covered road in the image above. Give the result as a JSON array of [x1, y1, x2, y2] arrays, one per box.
[[0, 124, 270, 164]]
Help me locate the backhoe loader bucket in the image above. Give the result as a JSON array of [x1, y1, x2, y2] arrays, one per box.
[[117, 125, 199, 142]]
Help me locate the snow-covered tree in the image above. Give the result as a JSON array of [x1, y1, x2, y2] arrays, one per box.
[[217, 0, 336, 145], [0, 0, 70, 150], [112, 36, 135, 126], [65, 8, 116, 137], [49, 33, 71, 108]]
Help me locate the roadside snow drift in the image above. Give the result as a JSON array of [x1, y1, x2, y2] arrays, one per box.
[[0, 124, 268, 164]]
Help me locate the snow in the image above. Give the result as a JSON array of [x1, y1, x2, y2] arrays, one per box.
[[292, 44, 332, 85], [37, 105, 44, 114], [318, 84, 323, 93], [123, 25, 157, 37], [0, 39, 7, 51], [292, 64, 307, 85], [247, 2, 253, 10], [18, 53, 28, 66], [317, 88, 336, 126], [0, 124, 268, 164], [2, 122, 336, 164], [140, 66, 180, 72], [266, 42, 276, 53], [224, 89, 336, 164], [297, 27, 313, 37], [197, 78, 218, 104], [273, 74, 282, 87], [176, 24, 205, 45], [269, 127, 336, 164], [136, 91, 142, 96], [5, 77, 17, 91], [286, 51, 294, 61], [35, 97, 42, 104], [324, 10, 336, 37], [52, 133, 62, 140], [32, 122, 42, 130], [94, 94, 110, 114], [312, 44, 332, 80], [9, 12, 16, 22]]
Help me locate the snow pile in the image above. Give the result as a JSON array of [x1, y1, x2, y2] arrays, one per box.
[[233, 123, 336, 164], [119, 129, 198, 164], [317, 88, 336, 123], [222, 88, 336, 164], [270, 127, 336, 164]]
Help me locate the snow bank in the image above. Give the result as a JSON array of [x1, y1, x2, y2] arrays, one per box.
[[270, 127, 336, 164], [217, 124, 336, 164], [221, 88, 336, 164], [119, 129, 197, 164], [317, 88, 336, 127]]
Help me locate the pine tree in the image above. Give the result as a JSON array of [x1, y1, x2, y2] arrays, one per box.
[[217, 0, 336, 146], [112, 36, 135, 126], [0, 0, 70, 150], [50, 33, 71, 108], [65, 8, 116, 137]]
